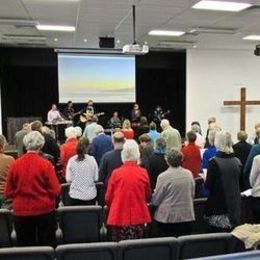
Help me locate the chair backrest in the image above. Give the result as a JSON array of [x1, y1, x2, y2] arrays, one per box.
[[57, 206, 102, 243], [189, 250, 260, 259], [118, 237, 178, 260], [178, 233, 233, 259], [60, 183, 71, 206], [193, 198, 207, 234], [194, 177, 204, 198], [0, 209, 13, 247], [56, 242, 117, 260], [0, 246, 54, 260], [95, 181, 105, 206]]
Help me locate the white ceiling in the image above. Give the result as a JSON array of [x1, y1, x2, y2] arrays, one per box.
[[1, 0, 260, 50]]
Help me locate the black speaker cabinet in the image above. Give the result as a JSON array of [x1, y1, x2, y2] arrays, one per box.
[[99, 37, 115, 48]]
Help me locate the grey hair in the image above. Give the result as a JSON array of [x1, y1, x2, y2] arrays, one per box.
[[74, 126, 82, 137], [121, 139, 140, 163], [95, 124, 104, 134], [0, 135, 7, 148], [191, 124, 201, 133], [23, 131, 45, 151], [160, 119, 170, 130], [214, 130, 233, 154], [65, 126, 77, 139], [166, 149, 183, 167]]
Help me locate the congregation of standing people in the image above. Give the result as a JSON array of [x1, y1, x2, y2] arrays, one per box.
[[1, 103, 260, 248]]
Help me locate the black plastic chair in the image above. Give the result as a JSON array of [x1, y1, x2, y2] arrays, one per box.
[[189, 250, 260, 259], [60, 183, 71, 206], [193, 198, 207, 234], [57, 206, 102, 243], [0, 209, 13, 247], [95, 181, 105, 206], [118, 237, 178, 260], [56, 242, 117, 260], [0, 246, 54, 260], [178, 233, 233, 259]]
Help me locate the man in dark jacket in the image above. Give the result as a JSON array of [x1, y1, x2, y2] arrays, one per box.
[[99, 132, 125, 187], [233, 131, 252, 190]]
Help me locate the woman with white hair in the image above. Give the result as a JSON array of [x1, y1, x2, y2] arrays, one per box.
[[60, 126, 78, 177], [204, 131, 241, 232], [5, 131, 60, 247], [105, 140, 151, 241]]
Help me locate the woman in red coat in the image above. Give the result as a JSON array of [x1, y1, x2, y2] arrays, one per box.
[[60, 126, 78, 176], [5, 131, 60, 247], [105, 139, 151, 241]]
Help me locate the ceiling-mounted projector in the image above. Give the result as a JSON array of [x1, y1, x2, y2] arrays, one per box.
[[122, 44, 149, 55], [122, 5, 149, 55]]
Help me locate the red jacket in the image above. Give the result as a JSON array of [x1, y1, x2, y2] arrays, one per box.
[[121, 129, 134, 139], [60, 137, 78, 174], [105, 161, 151, 226], [181, 143, 202, 178], [4, 152, 61, 216]]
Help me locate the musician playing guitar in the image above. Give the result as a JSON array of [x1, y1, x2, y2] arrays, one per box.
[[79, 99, 104, 124]]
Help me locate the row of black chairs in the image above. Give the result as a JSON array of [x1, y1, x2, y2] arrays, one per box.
[[60, 177, 206, 207], [0, 233, 244, 260], [0, 197, 208, 247]]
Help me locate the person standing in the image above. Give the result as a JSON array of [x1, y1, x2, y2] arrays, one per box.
[[131, 103, 142, 123], [181, 131, 202, 179], [151, 149, 195, 237], [160, 119, 182, 152], [99, 132, 125, 188], [47, 104, 62, 122], [204, 131, 241, 232], [105, 140, 151, 241], [91, 125, 113, 166], [233, 131, 252, 190], [5, 131, 60, 247], [14, 123, 30, 157], [60, 127, 78, 176], [121, 119, 134, 139], [147, 137, 168, 191], [63, 101, 75, 120], [147, 122, 160, 146], [66, 138, 98, 205], [30, 121, 60, 164], [0, 135, 15, 208]]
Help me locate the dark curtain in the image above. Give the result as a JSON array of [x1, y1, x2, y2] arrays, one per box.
[[0, 47, 186, 137]]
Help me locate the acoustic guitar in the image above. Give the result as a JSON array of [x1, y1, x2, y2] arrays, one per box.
[[80, 112, 105, 123]]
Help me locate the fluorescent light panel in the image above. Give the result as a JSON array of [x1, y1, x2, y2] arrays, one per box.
[[192, 1, 252, 12], [243, 35, 260, 40], [36, 25, 75, 31], [149, 30, 185, 36]]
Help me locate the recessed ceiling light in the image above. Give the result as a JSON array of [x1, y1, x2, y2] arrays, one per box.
[[243, 35, 260, 40], [54, 38, 58, 42], [36, 25, 75, 31], [149, 30, 185, 36], [192, 1, 251, 12], [83, 38, 87, 42]]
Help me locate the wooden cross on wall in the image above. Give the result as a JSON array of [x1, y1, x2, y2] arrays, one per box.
[[223, 88, 260, 131]]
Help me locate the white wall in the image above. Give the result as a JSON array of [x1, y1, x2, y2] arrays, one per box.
[[187, 49, 260, 141], [0, 84, 2, 134]]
